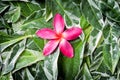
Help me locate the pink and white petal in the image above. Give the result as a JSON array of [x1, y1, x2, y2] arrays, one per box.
[[59, 39, 74, 58], [43, 40, 59, 56], [36, 28, 57, 39], [63, 27, 82, 40], [53, 13, 65, 33]]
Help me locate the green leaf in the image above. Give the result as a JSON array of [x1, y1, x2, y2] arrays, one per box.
[[21, 17, 50, 30], [90, 45, 103, 72], [81, 0, 104, 30], [0, 15, 10, 30], [25, 68, 34, 80], [112, 23, 120, 38], [20, 10, 51, 30], [103, 32, 119, 73], [12, 67, 35, 80], [103, 44, 112, 71], [81, 0, 104, 56], [0, 5, 9, 14], [4, 7, 21, 23], [59, 40, 85, 80], [83, 25, 92, 40], [80, 16, 89, 29], [12, 18, 25, 34], [0, 31, 13, 43], [33, 36, 44, 51], [82, 63, 93, 80], [0, 73, 13, 80], [34, 62, 48, 80], [0, 35, 32, 52], [12, 2, 41, 17], [88, 29, 103, 55], [2, 39, 26, 75], [103, 23, 120, 74], [45, 0, 53, 21], [43, 48, 60, 80], [13, 49, 44, 73], [99, 0, 120, 22]]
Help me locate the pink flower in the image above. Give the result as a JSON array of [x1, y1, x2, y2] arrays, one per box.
[[36, 13, 82, 58]]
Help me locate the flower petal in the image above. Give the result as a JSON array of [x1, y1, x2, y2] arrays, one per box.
[[59, 39, 74, 58], [63, 27, 82, 40], [53, 13, 65, 33], [43, 40, 59, 56], [36, 28, 57, 39]]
